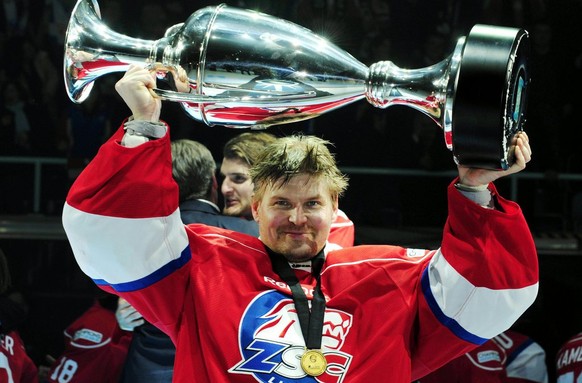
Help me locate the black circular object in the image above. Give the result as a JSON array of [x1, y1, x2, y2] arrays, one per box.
[[452, 25, 530, 170]]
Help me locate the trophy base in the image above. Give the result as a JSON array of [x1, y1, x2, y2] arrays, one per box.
[[452, 25, 529, 170]]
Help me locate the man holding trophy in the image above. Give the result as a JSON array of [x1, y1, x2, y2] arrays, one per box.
[[61, 63, 537, 382], [62, 1, 538, 381]]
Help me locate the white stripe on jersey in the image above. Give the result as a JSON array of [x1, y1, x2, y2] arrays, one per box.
[[63, 203, 188, 285], [330, 221, 353, 228], [427, 249, 539, 340]]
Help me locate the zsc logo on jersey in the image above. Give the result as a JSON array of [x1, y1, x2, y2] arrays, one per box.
[[230, 290, 353, 382]]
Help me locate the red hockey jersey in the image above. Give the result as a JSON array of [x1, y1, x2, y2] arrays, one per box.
[[0, 331, 38, 383], [556, 332, 582, 383], [418, 330, 548, 383], [494, 330, 548, 383], [419, 338, 507, 383], [62, 124, 539, 383], [46, 301, 132, 383]]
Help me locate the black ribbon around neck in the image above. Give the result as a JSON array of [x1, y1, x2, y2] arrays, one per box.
[[267, 248, 326, 350]]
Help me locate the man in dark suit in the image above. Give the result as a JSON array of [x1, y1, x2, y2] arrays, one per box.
[[171, 139, 258, 236], [116, 139, 258, 382]]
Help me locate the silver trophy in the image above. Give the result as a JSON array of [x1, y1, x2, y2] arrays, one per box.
[[64, 0, 529, 169]]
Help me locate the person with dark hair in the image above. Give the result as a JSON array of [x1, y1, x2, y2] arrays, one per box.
[[1, 248, 39, 383], [221, 132, 278, 220], [62, 65, 538, 382]]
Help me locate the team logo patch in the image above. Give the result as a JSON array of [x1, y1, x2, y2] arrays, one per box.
[[73, 328, 103, 343], [477, 350, 501, 363], [230, 290, 353, 382]]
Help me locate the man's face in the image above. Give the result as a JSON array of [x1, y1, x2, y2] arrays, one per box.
[[220, 158, 254, 219], [252, 174, 338, 262]]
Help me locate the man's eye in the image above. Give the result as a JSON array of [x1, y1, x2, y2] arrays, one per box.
[[275, 201, 290, 207], [306, 201, 321, 207], [233, 176, 248, 184]]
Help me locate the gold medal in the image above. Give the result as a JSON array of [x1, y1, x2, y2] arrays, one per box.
[[300, 349, 327, 376]]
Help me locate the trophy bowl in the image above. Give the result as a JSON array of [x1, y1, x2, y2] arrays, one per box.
[[64, 0, 530, 169]]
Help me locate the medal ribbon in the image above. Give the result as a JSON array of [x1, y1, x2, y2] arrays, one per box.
[[267, 248, 326, 350]]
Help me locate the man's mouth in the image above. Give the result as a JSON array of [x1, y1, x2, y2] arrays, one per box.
[[283, 230, 310, 239]]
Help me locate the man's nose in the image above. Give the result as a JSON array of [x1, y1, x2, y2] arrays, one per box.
[[289, 206, 307, 225], [221, 179, 232, 193]]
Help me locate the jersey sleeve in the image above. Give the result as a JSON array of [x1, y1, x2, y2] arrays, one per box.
[[62, 123, 190, 337], [412, 181, 539, 379], [495, 330, 548, 383]]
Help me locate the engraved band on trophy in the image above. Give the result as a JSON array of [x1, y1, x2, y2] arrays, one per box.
[[64, 0, 530, 170]]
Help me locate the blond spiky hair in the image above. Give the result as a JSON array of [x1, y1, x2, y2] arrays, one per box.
[[250, 135, 348, 201]]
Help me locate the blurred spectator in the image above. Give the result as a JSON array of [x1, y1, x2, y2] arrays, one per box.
[[494, 330, 548, 383], [0, 248, 29, 338], [0, 0, 32, 40], [417, 330, 548, 383], [220, 132, 278, 220], [418, 338, 508, 383], [19, 38, 60, 126], [0, 80, 32, 155], [43, 293, 132, 383], [556, 332, 582, 383], [41, 0, 73, 50], [1, 248, 39, 383]]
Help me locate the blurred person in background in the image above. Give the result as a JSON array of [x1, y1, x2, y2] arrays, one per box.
[[43, 292, 132, 383], [1, 248, 38, 383]]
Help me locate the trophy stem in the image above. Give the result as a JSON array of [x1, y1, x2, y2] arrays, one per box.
[[365, 38, 464, 150]]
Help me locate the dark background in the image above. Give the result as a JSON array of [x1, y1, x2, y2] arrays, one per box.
[[1, 0, 582, 380]]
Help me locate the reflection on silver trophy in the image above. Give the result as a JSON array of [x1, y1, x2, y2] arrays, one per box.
[[64, 0, 530, 169]]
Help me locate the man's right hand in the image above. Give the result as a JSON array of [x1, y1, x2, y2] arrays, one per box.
[[116, 297, 145, 331], [115, 65, 162, 122]]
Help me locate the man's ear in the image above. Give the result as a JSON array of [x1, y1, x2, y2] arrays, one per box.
[[251, 200, 260, 222]]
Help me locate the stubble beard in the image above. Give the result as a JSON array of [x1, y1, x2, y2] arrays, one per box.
[[276, 234, 320, 263]]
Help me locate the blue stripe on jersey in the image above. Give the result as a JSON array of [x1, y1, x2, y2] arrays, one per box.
[[424, 249, 538, 340], [421, 267, 488, 345], [94, 246, 191, 292], [505, 338, 534, 366], [63, 204, 190, 285]]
